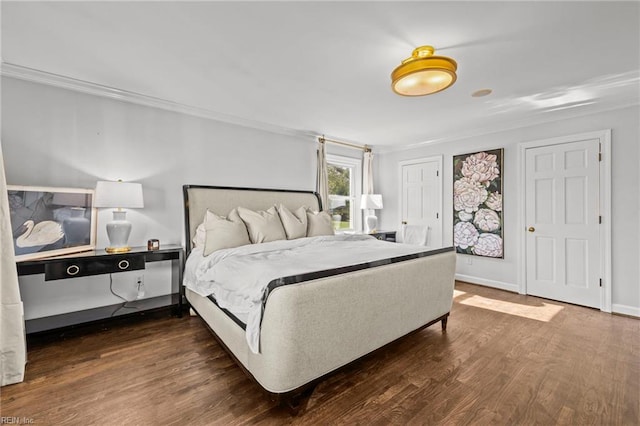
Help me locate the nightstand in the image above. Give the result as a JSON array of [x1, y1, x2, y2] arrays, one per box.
[[370, 231, 396, 242], [17, 245, 184, 334]]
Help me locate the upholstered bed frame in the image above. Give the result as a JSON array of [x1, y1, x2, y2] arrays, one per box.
[[182, 185, 456, 412]]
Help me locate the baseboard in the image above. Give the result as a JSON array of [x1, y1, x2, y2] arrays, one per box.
[[611, 304, 640, 318], [455, 274, 519, 293]]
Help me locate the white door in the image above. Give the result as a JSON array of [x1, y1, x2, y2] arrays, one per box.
[[400, 157, 442, 248], [525, 138, 601, 308]]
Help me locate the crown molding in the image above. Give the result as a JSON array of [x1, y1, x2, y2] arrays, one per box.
[[0, 62, 317, 141]]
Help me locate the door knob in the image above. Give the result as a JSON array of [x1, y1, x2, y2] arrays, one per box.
[[402, 221, 407, 225], [528, 227, 535, 232]]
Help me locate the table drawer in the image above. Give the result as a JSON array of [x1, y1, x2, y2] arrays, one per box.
[[44, 254, 145, 281]]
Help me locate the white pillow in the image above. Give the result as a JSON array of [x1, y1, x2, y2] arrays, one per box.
[[276, 204, 307, 240], [203, 212, 251, 256], [237, 206, 287, 244], [193, 210, 219, 248], [202, 209, 251, 255], [306, 210, 335, 237]]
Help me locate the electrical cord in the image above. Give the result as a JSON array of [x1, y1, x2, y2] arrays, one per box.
[[109, 273, 138, 317]]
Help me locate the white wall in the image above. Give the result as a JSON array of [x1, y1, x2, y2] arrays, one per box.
[[376, 105, 640, 315], [2, 77, 317, 319], [2, 77, 317, 248]]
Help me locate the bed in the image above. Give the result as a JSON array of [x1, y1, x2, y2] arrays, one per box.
[[182, 185, 456, 411]]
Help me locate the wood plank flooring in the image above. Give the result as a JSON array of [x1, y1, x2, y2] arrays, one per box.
[[2, 282, 638, 425]]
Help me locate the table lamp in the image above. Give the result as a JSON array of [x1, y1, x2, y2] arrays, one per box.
[[360, 194, 383, 234], [95, 180, 144, 253]]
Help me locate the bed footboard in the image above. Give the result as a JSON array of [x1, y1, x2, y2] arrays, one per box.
[[186, 249, 455, 413], [246, 249, 456, 394]]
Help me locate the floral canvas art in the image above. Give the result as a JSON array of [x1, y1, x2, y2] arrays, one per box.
[[453, 149, 504, 258]]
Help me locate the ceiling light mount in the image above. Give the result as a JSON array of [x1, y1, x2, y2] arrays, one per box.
[[391, 45, 457, 96]]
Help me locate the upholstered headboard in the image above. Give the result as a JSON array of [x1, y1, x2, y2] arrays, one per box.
[[182, 185, 322, 256]]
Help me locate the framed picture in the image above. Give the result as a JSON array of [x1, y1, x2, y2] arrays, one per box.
[[7, 185, 97, 261], [453, 149, 504, 258]]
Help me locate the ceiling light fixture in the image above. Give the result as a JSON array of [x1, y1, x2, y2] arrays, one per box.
[[391, 45, 457, 96]]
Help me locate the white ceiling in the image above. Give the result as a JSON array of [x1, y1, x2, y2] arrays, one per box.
[[2, 1, 639, 148]]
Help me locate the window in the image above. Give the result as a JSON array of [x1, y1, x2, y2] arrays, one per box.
[[327, 154, 362, 231]]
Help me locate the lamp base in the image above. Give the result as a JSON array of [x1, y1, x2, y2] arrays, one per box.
[[364, 214, 378, 234], [106, 210, 133, 253], [105, 246, 131, 253]]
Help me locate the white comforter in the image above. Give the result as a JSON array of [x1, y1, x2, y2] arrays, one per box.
[[183, 234, 428, 353]]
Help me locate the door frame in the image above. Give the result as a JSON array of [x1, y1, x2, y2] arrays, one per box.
[[398, 155, 443, 248], [518, 129, 612, 312]]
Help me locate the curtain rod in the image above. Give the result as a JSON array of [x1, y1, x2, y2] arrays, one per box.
[[318, 136, 370, 152]]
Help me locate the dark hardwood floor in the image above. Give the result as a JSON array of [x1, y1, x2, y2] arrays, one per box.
[[2, 282, 638, 425]]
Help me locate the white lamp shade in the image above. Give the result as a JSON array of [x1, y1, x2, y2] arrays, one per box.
[[95, 181, 144, 208], [360, 194, 383, 210]]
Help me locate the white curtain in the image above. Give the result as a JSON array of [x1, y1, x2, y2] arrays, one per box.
[[316, 140, 329, 211], [363, 150, 374, 195], [0, 143, 26, 386]]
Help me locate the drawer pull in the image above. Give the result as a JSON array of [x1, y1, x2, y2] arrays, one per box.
[[118, 260, 130, 270], [66, 265, 80, 276]]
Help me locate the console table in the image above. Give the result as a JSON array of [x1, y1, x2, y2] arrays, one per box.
[[17, 245, 184, 334]]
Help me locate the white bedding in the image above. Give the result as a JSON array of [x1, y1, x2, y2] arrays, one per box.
[[183, 234, 429, 353]]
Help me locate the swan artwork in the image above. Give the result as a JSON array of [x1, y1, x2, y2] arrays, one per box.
[[15, 220, 64, 248]]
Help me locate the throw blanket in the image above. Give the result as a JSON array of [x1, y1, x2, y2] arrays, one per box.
[[184, 234, 428, 353]]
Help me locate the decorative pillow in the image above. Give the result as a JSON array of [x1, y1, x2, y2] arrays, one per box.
[[237, 206, 287, 243], [193, 210, 219, 247], [202, 209, 251, 256], [276, 204, 307, 240], [306, 210, 335, 237]]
